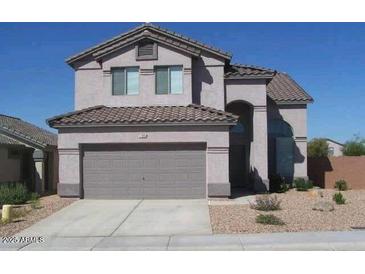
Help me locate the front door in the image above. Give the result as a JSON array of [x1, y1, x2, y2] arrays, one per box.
[[229, 145, 247, 188]]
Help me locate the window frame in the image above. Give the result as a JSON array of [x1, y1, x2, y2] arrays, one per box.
[[155, 65, 183, 95], [111, 66, 140, 96]]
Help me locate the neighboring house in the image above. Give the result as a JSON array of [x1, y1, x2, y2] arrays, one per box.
[[0, 114, 58, 193], [47, 23, 313, 199], [326, 138, 344, 156]]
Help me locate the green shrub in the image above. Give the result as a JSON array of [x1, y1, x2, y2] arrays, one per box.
[[294, 178, 314, 191], [342, 135, 365, 156], [269, 174, 289, 193], [308, 138, 329, 157], [250, 194, 281, 211], [335, 180, 348, 191], [256, 214, 285, 225], [0, 182, 29, 205], [333, 192, 346, 204], [29, 193, 42, 209]]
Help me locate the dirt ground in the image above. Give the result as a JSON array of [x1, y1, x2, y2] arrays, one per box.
[[0, 195, 77, 236], [209, 189, 365, 234]]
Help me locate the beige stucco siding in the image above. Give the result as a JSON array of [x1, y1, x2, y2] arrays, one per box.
[[327, 140, 343, 156], [75, 44, 193, 110], [267, 101, 308, 178], [225, 79, 269, 190], [57, 126, 231, 197], [225, 79, 268, 106], [193, 52, 226, 110]]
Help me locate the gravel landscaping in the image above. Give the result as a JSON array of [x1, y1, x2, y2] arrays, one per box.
[[209, 189, 365, 234], [0, 195, 77, 236]]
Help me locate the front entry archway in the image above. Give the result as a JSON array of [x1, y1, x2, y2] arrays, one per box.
[[226, 101, 253, 190]]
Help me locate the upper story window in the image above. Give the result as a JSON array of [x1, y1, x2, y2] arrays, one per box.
[[112, 67, 139, 95], [136, 40, 157, 60], [155, 66, 183, 95]]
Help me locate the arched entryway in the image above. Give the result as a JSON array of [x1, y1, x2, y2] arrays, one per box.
[[226, 101, 253, 190]]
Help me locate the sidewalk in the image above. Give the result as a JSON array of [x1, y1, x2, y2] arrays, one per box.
[[1, 230, 365, 251]]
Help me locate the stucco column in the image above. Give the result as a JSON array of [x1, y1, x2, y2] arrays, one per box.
[[33, 149, 45, 194], [207, 146, 230, 197], [294, 137, 308, 179], [58, 148, 80, 197], [252, 105, 269, 191]]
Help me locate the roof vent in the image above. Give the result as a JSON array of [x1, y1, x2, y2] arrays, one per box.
[[136, 40, 157, 60]]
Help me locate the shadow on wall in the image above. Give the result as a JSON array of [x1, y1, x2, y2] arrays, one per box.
[[267, 98, 305, 185], [250, 167, 270, 193], [307, 157, 333, 188], [192, 58, 214, 105]]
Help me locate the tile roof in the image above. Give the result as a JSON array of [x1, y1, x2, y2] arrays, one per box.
[[92, 29, 201, 59], [0, 134, 23, 145], [47, 105, 238, 128], [267, 72, 313, 103], [0, 114, 57, 147], [225, 64, 276, 79], [66, 23, 232, 65]]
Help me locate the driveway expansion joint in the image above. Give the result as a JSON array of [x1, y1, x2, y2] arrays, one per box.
[[108, 199, 144, 237]]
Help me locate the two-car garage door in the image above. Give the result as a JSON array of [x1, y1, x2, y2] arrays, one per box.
[[82, 143, 206, 199]]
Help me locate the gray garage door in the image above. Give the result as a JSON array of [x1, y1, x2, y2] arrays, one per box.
[[82, 143, 206, 199]]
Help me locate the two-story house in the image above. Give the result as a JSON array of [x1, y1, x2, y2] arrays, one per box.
[[48, 23, 313, 199]]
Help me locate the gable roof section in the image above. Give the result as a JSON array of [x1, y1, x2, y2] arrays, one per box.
[[225, 64, 313, 104], [267, 72, 313, 104], [66, 23, 232, 66], [225, 64, 276, 80], [0, 114, 57, 148], [0, 134, 24, 145], [47, 105, 238, 128]]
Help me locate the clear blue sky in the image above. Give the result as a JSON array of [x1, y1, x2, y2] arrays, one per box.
[[0, 23, 364, 142]]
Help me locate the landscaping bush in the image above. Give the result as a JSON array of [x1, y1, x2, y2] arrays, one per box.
[[335, 180, 348, 191], [269, 174, 289, 193], [342, 135, 365, 156], [0, 182, 30, 205], [333, 192, 346, 205], [29, 193, 42, 209], [250, 194, 281, 211], [294, 178, 314, 191], [256, 214, 285, 225], [308, 138, 329, 157]]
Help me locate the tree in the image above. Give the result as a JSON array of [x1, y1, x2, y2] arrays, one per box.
[[308, 138, 329, 157], [342, 135, 365, 156]]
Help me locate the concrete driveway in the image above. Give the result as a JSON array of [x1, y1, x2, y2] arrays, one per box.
[[15, 199, 212, 238]]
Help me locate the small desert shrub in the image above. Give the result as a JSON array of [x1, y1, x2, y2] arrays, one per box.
[[29, 193, 42, 209], [0, 182, 29, 205], [250, 194, 281, 211], [269, 174, 289, 193], [294, 178, 314, 191], [256, 214, 285, 225], [333, 192, 346, 204], [335, 180, 348, 191]]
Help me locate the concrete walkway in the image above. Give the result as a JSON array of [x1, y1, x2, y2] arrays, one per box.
[[2, 230, 365, 251]]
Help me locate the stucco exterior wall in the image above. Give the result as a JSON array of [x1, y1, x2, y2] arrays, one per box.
[[326, 140, 343, 156], [192, 52, 225, 110], [74, 44, 193, 110], [225, 79, 269, 191], [0, 146, 21, 182], [57, 126, 231, 198], [267, 100, 308, 178]]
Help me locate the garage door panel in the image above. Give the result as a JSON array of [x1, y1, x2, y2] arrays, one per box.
[[82, 143, 206, 199]]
